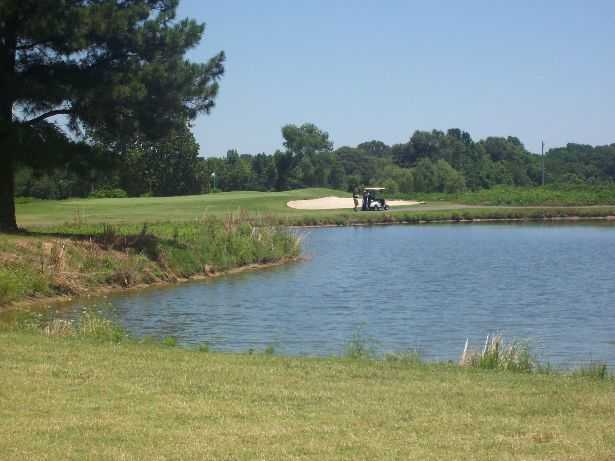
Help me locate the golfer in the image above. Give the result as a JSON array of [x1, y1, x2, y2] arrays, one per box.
[[352, 188, 360, 211]]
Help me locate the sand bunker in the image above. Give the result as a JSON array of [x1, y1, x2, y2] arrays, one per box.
[[287, 196, 423, 210]]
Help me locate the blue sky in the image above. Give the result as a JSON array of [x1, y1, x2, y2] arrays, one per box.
[[177, 0, 615, 157]]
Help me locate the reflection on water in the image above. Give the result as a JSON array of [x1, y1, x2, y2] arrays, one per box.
[[62, 224, 615, 367]]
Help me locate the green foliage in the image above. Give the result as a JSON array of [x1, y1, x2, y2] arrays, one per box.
[[161, 336, 178, 347], [458, 185, 615, 206], [0, 266, 50, 304], [120, 128, 203, 197], [11, 120, 615, 203], [1, 0, 225, 230]]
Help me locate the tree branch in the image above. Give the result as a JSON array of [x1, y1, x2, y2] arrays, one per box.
[[24, 109, 73, 125]]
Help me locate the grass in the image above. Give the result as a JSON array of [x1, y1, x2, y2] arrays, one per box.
[[14, 187, 615, 230], [0, 218, 299, 306], [15, 188, 343, 227], [1, 330, 614, 460], [406, 184, 615, 207]]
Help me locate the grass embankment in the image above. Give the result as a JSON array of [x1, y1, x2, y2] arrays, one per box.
[[1, 327, 614, 460], [6, 186, 615, 305], [0, 218, 299, 306], [15, 186, 615, 229]]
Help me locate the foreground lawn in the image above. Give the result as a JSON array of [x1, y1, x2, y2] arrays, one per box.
[[1, 333, 614, 460]]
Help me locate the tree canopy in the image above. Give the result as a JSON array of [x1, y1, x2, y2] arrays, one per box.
[[0, 0, 224, 230]]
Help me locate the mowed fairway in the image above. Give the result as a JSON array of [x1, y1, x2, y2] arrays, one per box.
[[16, 189, 615, 229], [14, 189, 344, 227], [1, 333, 615, 461], [15, 189, 467, 228]]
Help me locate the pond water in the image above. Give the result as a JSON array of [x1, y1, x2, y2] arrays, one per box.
[[64, 224, 615, 367]]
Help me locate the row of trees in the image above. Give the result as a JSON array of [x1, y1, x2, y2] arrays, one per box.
[[14, 122, 615, 200]]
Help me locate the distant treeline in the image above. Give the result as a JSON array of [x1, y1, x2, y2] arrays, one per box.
[[15, 123, 615, 199]]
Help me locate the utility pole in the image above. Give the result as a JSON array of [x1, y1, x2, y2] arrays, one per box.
[[541, 140, 545, 186]]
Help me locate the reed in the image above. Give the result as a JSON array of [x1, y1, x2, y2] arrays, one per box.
[[460, 335, 536, 372]]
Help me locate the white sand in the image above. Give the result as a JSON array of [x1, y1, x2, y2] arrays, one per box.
[[287, 196, 423, 210]]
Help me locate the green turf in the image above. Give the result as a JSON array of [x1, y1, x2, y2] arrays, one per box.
[[15, 189, 347, 227], [16, 188, 615, 229], [1, 332, 614, 460]]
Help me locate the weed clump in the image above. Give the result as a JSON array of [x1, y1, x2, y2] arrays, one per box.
[[77, 309, 127, 342], [343, 327, 378, 360], [460, 335, 536, 373]]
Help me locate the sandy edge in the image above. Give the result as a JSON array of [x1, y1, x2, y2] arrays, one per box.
[[287, 196, 422, 210]]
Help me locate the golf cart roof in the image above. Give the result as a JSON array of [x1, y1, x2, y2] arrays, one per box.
[[364, 187, 385, 191]]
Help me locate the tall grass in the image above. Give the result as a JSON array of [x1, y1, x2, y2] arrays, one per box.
[[0, 215, 301, 306], [1, 307, 127, 343], [460, 335, 536, 373], [572, 362, 609, 380]]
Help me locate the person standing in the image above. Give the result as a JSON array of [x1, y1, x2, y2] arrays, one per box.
[[352, 187, 360, 212]]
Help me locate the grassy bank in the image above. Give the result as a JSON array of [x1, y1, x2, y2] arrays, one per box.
[[271, 206, 615, 227], [0, 218, 299, 307], [1, 328, 614, 460]]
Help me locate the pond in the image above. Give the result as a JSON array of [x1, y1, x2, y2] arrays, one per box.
[[64, 224, 615, 367]]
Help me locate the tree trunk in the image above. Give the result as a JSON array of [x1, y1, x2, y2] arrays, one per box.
[[0, 19, 18, 232], [0, 153, 17, 232]]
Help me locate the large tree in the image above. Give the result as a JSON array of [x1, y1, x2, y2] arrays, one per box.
[[0, 0, 224, 230], [275, 123, 332, 190]]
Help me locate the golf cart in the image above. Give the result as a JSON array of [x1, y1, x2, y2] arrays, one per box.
[[361, 187, 390, 211]]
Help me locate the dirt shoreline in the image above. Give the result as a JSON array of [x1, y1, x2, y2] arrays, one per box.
[[0, 256, 301, 313]]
